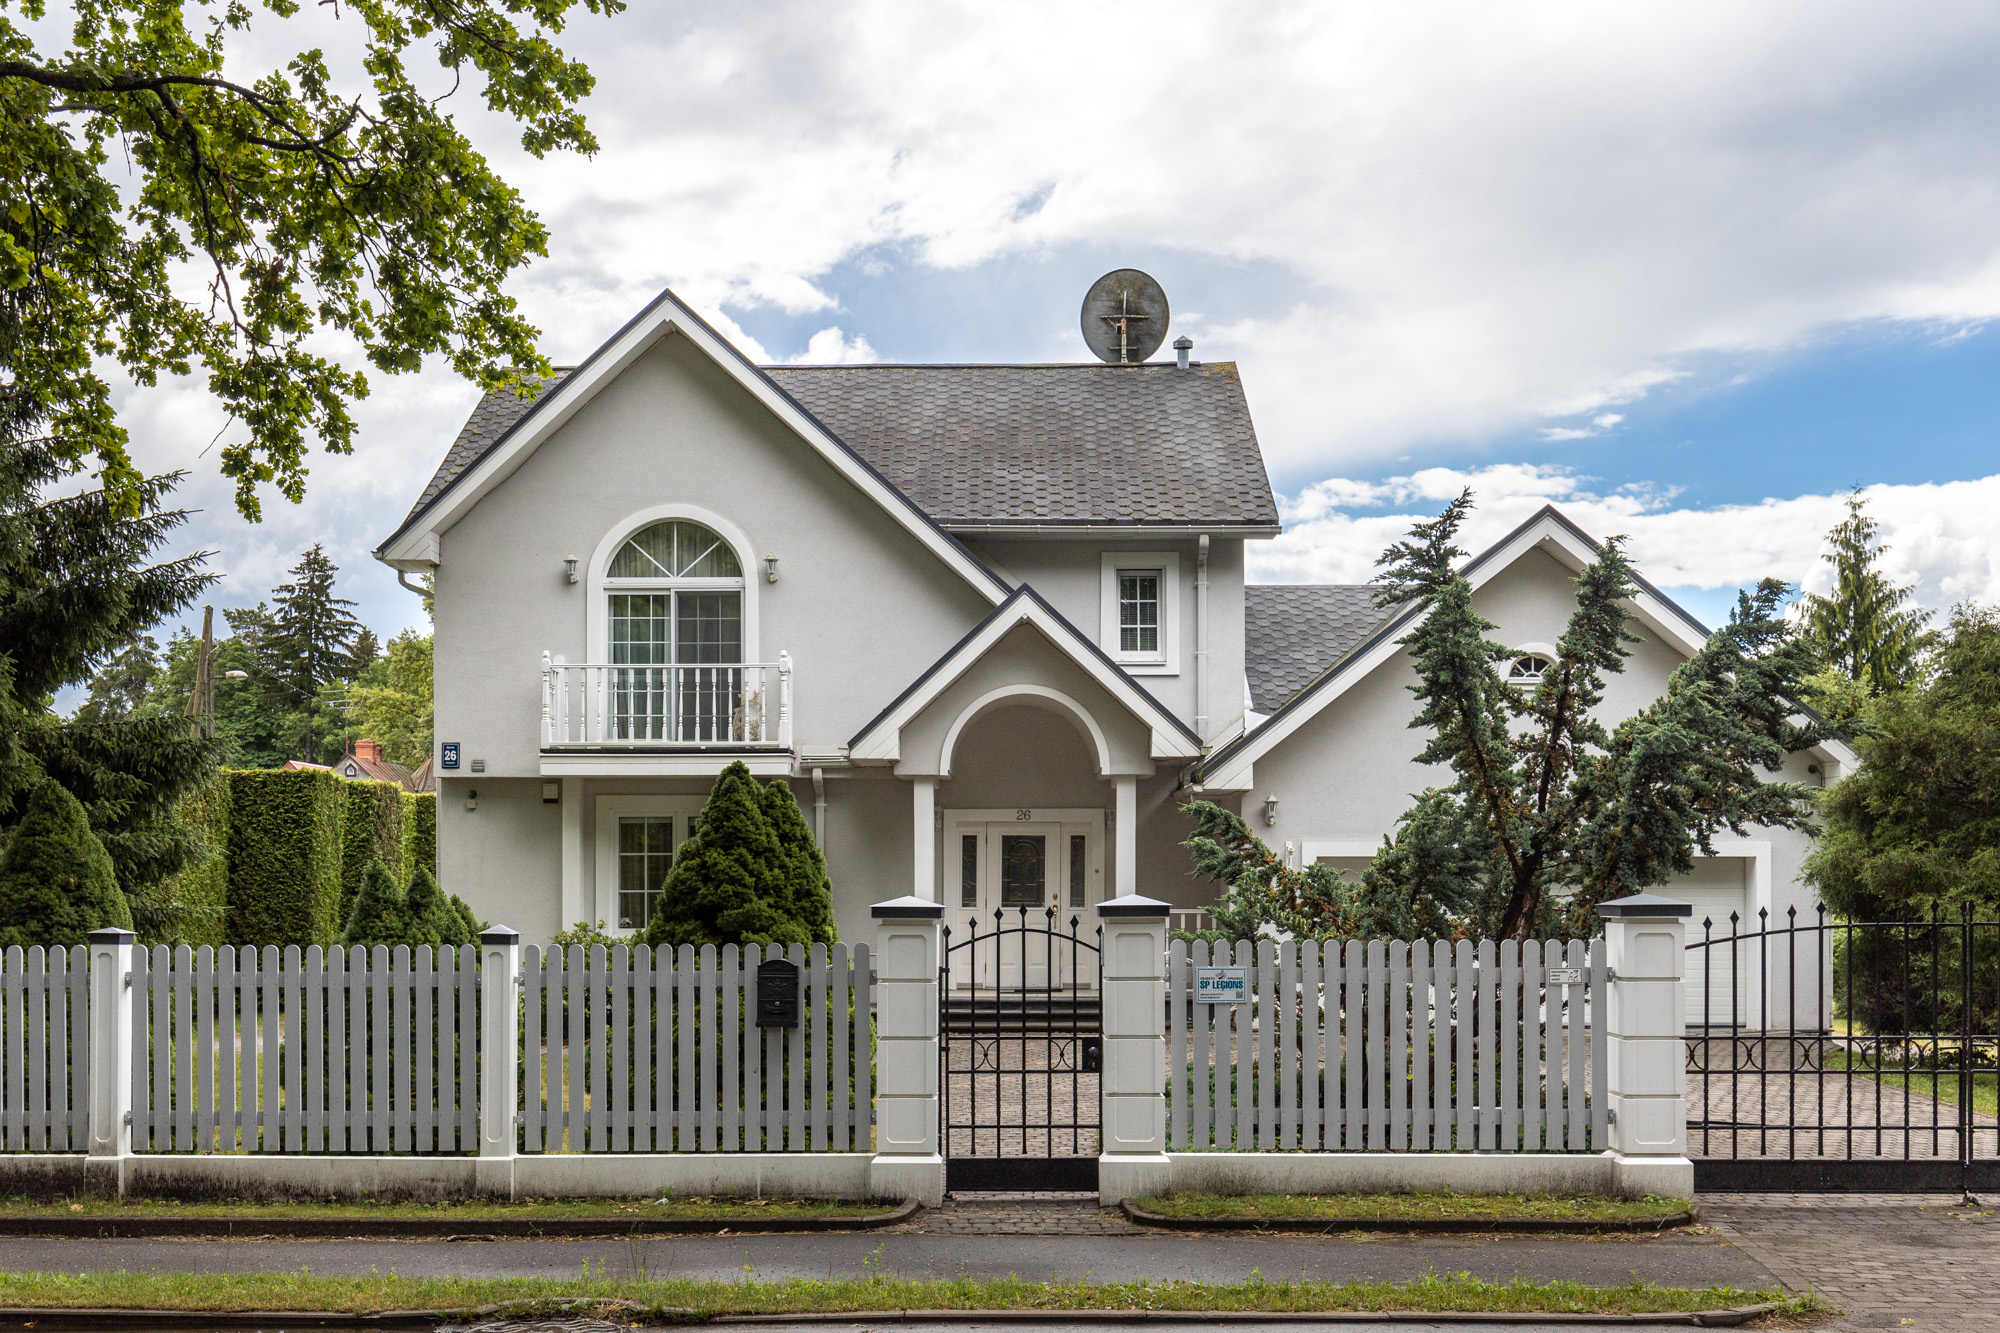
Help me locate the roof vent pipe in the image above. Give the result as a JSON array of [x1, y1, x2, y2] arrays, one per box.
[[1174, 336, 1193, 371]]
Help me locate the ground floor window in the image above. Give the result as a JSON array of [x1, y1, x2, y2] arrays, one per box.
[[617, 815, 674, 930]]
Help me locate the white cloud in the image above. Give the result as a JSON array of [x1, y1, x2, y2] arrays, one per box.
[[786, 326, 880, 365], [1253, 466, 2000, 614]]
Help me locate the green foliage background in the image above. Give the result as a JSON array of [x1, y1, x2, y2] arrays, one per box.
[[339, 779, 406, 922], [135, 774, 229, 947], [226, 768, 344, 946], [402, 793, 436, 879]]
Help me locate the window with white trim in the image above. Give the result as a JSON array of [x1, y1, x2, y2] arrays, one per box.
[[603, 520, 746, 741], [594, 795, 706, 933], [1099, 551, 1180, 672], [1507, 653, 1555, 685]]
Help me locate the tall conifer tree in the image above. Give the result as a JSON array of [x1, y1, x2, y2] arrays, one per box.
[[1799, 491, 1934, 693]]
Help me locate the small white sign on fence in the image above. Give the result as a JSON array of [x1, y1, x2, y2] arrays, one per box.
[[1194, 966, 1248, 1004], [1546, 967, 1584, 986]]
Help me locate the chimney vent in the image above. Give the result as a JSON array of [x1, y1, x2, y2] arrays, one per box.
[[1173, 336, 1193, 370]]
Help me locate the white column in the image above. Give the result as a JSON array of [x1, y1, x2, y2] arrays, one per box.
[[911, 776, 937, 902], [87, 929, 134, 1166], [870, 896, 945, 1205], [1112, 775, 1138, 898], [477, 925, 521, 1196], [1599, 893, 1695, 1200], [1096, 895, 1173, 1205], [559, 777, 585, 928]]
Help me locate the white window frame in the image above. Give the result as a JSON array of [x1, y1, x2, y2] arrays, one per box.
[[593, 794, 707, 934], [584, 504, 761, 666], [1100, 551, 1180, 674], [1503, 641, 1560, 686]]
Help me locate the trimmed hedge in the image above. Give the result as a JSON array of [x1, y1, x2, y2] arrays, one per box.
[[339, 780, 406, 923], [227, 769, 344, 947], [401, 792, 436, 880], [142, 776, 230, 947]]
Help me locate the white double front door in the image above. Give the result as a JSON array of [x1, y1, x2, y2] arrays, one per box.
[[943, 808, 1104, 990]]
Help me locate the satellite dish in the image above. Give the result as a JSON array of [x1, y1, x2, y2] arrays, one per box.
[[1080, 269, 1170, 365]]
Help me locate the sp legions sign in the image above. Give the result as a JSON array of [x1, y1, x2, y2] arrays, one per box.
[[756, 957, 801, 1028], [1194, 966, 1248, 1005], [1546, 967, 1585, 986]]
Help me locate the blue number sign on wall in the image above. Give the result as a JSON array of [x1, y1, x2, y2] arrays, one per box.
[[441, 741, 461, 770]]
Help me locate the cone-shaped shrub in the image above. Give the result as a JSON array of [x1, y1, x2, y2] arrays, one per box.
[[450, 894, 481, 941], [340, 858, 407, 948], [762, 778, 837, 944], [646, 760, 807, 949], [0, 780, 133, 946], [404, 865, 470, 948]]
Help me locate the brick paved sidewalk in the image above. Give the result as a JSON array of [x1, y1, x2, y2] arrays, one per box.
[[1701, 1192, 2000, 1331], [893, 1191, 1147, 1235]]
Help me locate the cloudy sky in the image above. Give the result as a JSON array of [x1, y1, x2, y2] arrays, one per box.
[[109, 0, 2000, 655]]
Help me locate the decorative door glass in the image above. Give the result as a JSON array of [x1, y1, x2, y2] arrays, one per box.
[[999, 834, 1047, 906]]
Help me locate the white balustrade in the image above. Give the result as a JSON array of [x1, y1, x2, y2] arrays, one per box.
[[541, 656, 794, 749]]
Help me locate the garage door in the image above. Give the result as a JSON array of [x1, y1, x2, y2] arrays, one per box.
[[1669, 858, 1751, 1028]]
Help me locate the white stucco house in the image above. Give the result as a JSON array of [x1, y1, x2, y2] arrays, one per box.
[[374, 287, 1851, 1023]]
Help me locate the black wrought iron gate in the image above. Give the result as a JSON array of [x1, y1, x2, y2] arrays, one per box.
[[1688, 905, 2000, 1191], [941, 908, 1102, 1191]]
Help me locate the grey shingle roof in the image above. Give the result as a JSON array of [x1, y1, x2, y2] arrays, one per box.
[[767, 363, 1278, 527], [1244, 585, 1397, 714], [397, 362, 1279, 533]]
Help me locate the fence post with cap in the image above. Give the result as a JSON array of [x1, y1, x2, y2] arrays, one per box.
[[1598, 893, 1695, 1199], [477, 925, 520, 1197], [86, 927, 135, 1195], [1097, 894, 1173, 1206], [869, 896, 944, 1206]]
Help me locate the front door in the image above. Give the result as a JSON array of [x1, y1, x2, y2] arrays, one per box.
[[946, 810, 1103, 991]]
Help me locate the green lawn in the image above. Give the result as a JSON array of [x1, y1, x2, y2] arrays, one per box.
[[0, 1194, 888, 1221], [1820, 1052, 2000, 1118], [0, 1268, 1819, 1319], [1133, 1191, 1690, 1225]]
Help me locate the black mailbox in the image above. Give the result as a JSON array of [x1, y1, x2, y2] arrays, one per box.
[[756, 957, 801, 1028]]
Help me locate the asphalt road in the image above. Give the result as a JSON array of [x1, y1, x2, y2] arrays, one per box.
[[0, 1230, 1771, 1290]]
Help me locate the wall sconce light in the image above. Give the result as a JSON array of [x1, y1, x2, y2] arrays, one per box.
[[563, 555, 578, 585], [464, 789, 479, 812], [764, 554, 779, 583], [1262, 794, 1280, 826], [542, 782, 560, 804]]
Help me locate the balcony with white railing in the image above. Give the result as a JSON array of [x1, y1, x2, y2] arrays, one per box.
[[541, 651, 793, 750]]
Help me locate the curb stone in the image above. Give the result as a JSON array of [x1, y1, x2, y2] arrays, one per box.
[[0, 1302, 1784, 1329], [0, 1197, 920, 1239], [1120, 1202, 1699, 1235]]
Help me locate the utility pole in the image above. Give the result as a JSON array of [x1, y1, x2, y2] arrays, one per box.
[[186, 606, 216, 740]]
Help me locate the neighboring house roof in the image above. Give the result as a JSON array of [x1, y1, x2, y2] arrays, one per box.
[[395, 362, 1281, 537], [847, 585, 1204, 765], [766, 364, 1279, 530], [1201, 505, 1859, 791], [408, 753, 436, 794], [375, 289, 1012, 608], [336, 755, 414, 787], [1243, 585, 1395, 714]]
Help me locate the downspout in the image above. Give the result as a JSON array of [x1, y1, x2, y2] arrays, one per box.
[[1195, 534, 1210, 742], [396, 568, 432, 598], [811, 766, 826, 845]]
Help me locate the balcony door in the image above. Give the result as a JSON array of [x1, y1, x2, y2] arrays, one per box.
[[604, 519, 745, 743], [944, 809, 1104, 991]]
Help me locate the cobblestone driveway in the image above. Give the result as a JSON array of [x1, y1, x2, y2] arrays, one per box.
[[1703, 1193, 2000, 1331]]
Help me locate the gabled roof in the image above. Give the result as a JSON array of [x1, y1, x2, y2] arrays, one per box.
[[373, 289, 1011, 606], [391, 361, 1281, 539], [847, 585, 1204, 765], [1244, 585, 1395, 713], [1201, 504, 1855, 790]]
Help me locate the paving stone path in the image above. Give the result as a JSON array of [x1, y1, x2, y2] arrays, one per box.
[[1701, 1192, 2000, 1331], [892, 1190, 1145, 1235], [1689, 1064, 2000, 1161]]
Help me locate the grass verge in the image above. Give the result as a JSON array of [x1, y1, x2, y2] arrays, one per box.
[[1132, 1191, 1691, 1224], [0, 1269, 1820, 1319], [0, 1195, 884, 1221]]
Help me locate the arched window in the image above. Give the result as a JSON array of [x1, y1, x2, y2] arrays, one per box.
[[603, 520, 746, 740], [1507, 653, 1554, 686]]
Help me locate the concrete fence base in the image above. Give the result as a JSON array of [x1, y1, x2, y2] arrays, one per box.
[[1108, 1151, 1693, 1205]]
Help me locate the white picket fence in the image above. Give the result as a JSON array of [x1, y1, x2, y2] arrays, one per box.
[[521, 942, 873, 1153], [0, 946, 88, 1152], [130, 944, 482, 1153], [1167, 937, 1608, 1153]]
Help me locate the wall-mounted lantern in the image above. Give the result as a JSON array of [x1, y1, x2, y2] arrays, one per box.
[[1262, 794, 1280, 826], [542, 782, 560, 804], [564, 554, 578, 585], [764, 554, 779, 584]]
